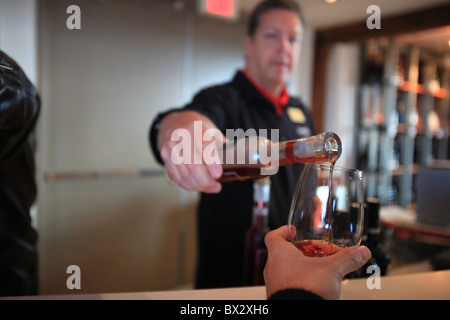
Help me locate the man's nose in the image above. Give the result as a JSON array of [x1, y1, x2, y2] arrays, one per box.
[[279, 36, 291, 52]]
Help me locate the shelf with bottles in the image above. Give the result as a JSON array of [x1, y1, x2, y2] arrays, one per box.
[[392, 53, 449, 162], [356, 40, 449, 209], [397, 81, 448, 99], [419, 58, 449, 163]]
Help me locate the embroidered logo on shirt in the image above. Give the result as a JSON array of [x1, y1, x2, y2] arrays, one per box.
[[287, 107, 306, 124]]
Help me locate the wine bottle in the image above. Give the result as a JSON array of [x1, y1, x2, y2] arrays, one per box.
[[345, 198, 391, 279], [219, 132, 342, 182], [364, 198, 391, 276], [244, 177, 271, 286]]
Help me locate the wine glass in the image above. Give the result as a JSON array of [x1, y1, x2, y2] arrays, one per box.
[[287, 163, 364, 257]]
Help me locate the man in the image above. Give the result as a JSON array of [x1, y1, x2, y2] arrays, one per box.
[[149, 0, 314, 288], [0, 51, 40, 296]]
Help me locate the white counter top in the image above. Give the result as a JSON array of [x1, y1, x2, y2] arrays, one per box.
[[4, 270, 450, 300]]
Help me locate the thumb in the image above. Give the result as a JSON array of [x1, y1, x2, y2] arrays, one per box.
[[265, 225, 296, 248], [329, 246, 371, 278]]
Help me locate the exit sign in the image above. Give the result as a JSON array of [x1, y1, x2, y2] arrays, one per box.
[[197, 0, 239, 20]]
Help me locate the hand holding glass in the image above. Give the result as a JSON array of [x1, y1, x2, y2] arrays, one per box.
[[288, 163, 364, 257]]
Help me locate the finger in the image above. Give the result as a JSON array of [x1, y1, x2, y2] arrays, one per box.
[[165, 169, 177, 186], [206, 162, 223, 181], [202, 179, 222, 193], [202, 141, 223, 180], [329, 246, 372, 278], [165, 152, 221, 192], [176, 163, 203, 191], [165, 162, 193, 190], [164, 159, 182, 185], [192, 143, 223, 192], [285, 225, 297, 241], [188, 163, 222, 193], [265, 225, 296, 249], [201, 129, 226, 180], [164, 154, 201, 191]]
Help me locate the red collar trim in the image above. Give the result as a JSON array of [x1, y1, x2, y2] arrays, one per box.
[[241, 70, 289, 116]]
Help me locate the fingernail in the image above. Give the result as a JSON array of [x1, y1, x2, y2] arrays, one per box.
[[357, 246, 371, 261], [205, 183, 221, 194], [211, 165, 222, 179]]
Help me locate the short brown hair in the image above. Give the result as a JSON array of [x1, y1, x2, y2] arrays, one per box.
[[247, 0, 305, 37]]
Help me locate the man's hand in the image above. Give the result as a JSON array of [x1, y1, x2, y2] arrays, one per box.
[[264, 226, 371, 300], [157, 111, 225, 193]]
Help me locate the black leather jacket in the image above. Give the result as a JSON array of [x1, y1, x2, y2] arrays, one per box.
[[0, 51, 40, 296]]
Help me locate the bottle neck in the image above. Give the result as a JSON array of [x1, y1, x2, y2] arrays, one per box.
[[363, 198, 382, 244], [252, 178, 270, 230], [365, 198, 380, 232], [252, 200, 269, 229], [218, 133, 342, 182], [278, 132, 342, 166]]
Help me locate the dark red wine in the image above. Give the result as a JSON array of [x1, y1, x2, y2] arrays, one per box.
[[219, 155, 339, 182]]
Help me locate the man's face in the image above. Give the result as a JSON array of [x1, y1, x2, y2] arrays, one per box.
[[245, 9, 303, 88]]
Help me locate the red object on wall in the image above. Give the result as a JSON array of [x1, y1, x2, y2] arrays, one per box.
[[206, 0, 234, 18]]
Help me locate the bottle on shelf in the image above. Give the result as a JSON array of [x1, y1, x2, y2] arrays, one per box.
[[392, 58, 405, 87], [243, 177, 271, 286], [219, 132, 342, 182], [364, 198, 391, 276], [345, 198, 391, 279]]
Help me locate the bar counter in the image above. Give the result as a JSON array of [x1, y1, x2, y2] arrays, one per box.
[[3, 270, 449, 300]]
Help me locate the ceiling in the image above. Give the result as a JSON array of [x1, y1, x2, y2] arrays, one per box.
[[238, 0, 450, 54], [239, 0, 449, 28]]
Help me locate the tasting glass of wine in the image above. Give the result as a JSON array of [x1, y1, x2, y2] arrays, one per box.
[[287, 163, 364, 257]]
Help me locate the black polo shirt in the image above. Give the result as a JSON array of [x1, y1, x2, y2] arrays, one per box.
[[150, 70, 315, 289]]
